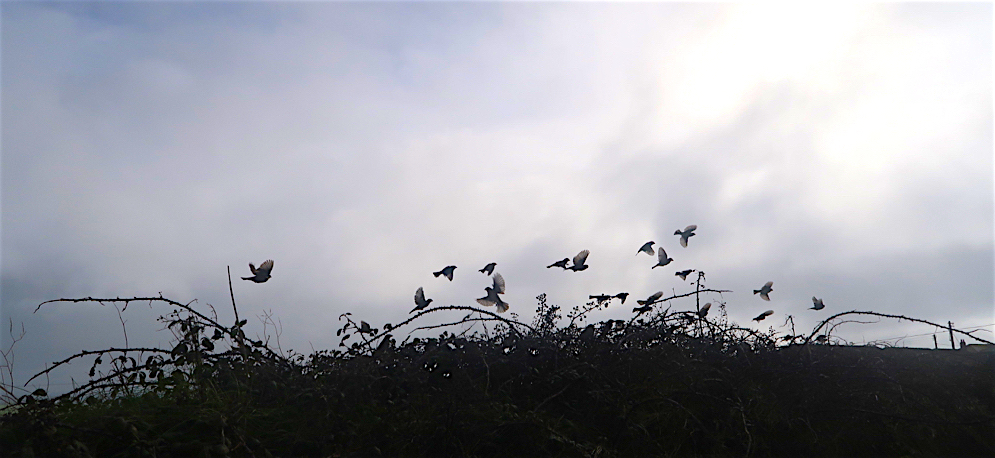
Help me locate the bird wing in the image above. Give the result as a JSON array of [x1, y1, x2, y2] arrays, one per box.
[[257, 260, 274, 275], [763, 281, 773, 291], [638, 242, 654, 255], [495, 300, 509, 313], [760, 292, 770, 301], [648, 291, 663, 303], [492, 272, 506, 294], [680, 235, 688, 247], [573, 250, 590, 266], [415, 287, 426, 305], [657, 247, 669, 262], [476, 298, 497, 307], [684, 225, 697, 233], [248, 263, 257, 274]]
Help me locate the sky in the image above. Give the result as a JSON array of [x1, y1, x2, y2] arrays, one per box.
[[2, 2, 992, 396]]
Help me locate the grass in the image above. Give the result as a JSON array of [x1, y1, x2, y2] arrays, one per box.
[[2, 288, 993, 457]]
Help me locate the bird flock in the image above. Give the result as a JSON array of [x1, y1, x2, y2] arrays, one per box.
[[240, 223, 828, 325]]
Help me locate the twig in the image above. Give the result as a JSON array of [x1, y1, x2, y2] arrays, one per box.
[[806, 311, 995, 345], [228, 265, 240, 325]]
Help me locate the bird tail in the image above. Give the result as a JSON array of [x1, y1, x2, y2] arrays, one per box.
[[753, 289, 760, 294], [241, 276, 252, 281], [433, 271, 442, 277]]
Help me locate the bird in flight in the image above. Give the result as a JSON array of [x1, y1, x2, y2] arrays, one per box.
[[674, 225, 697, 248], [810, 297, 825, 310], [589, 294, 613, 304], [411, 287, 433, 313], [753, 310, 774, 322], [637, 291, 664, 306], [476, 272, 508, 313], [479, 262, 497, 275], [434, 265, 457, 281], [697, 302, 711, 318], [567, 250, 590, 272], [675, 269, 695, 281], [242, 259, 274, 283], [754, 281, 774, 301], [652, 247, 673, 268], [637, 241, 655, 256], [547, 258, 570, 269], [359, 321, 373, 334], [614, 292, 629, 304]]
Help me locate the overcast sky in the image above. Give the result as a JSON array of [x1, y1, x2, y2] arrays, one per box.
[[2, 2, 992, 395]]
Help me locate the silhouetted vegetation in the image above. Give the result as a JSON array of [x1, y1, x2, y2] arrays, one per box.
[[2, 275, 993, 457]]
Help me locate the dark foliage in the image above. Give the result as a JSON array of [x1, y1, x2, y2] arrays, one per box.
[[2, 291, 993, 457]]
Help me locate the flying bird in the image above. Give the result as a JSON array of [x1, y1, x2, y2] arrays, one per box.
[[676, 269, 695, 281], [674, 225, 697, 248], [637, 241, 655, 256], [632, 305, 653, 314], [479, 262, 497, 275], [567, 250, 590, 272], [547, 258, 570, 269], [477, 272, 509, 313], [434, 265, 457, 281], [636, 291, 664, 306], [589, 294, 613, 304], [359, 321, 373, 334], [652, 247, 673, 268], [753, 310, 774, 322], [810, 297, 825, 310], [614, 292, 629, 304], [411, 287, 433, 313], [754, 281, 774, 301], [242, 259, 274, 283], [697, 302, 712, 318]]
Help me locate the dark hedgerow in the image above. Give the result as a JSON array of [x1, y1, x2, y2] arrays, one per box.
[[2, 272, 993, 457]]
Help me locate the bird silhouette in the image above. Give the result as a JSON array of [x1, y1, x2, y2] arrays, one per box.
[[411, 287, 433, 313], [242, 260, 274, 283], [637, 291, 664, 306], [359, 321, 373, 334], [697, 302, 712, 318], [547, 258, 570, 269], [614, 292, 629, 304], [675, 269, 694, 280], [567, 250, 590, 272], [754, 281, 773, 301], [476, 272, 509, 313], [479, 262, 497, 275], [632, 305, 653, 314], [434, 265, 457, 281], [674, 225, 697, 248], [810, 297, 825, 310], [637, 241, 655, 256], [753, 310, 774, 321], [589, 294, 613, 304], [579, 324, 596, 342], [652, 247, 673, 268]]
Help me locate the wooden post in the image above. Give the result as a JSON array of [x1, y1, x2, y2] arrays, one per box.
[[948, 321, 956, 349], [933, 334, 938, 349]]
